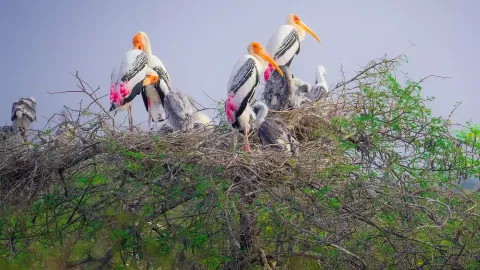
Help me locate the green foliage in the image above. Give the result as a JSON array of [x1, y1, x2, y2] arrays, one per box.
[[1, 56, 479, 269]]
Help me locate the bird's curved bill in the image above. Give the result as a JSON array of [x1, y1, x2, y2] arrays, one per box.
[[143, 75, 157, 86], [299, 21, 320, 43], [257, 50, 284, 77]]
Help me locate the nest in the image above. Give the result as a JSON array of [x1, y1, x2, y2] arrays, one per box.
[[0, 96, 345, 206]]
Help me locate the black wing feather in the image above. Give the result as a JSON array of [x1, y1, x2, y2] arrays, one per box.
[[141, 88, 149, 112], [122, 81, 144, 105], [152, 66, 172, 92], [274, 29, 300, 61], [121, 52, 148, 82], [229, 58, 256, 94]]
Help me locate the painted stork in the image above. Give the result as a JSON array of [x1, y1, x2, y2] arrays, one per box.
[[225, 41, 284, 152], [140, 68, 170, 130], [109, 47, 148, 132], [252, 101, 299, 155], [263, 13, 321, 81], [132, 32, 173, 128], [11, 97, 37, 142], [305, 65, 329, 102], [163, 90, 195, 132]]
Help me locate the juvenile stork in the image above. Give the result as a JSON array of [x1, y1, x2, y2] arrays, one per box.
[[225, 41, 284, 152], [11, 97, 37, 142], [252, 101, 299, 155], [264, 13, 321, 81], [132, 32, 173, 128], [163, 90, 195, 132], [305, 65, 329, 102], [262, 65, 296, 110]]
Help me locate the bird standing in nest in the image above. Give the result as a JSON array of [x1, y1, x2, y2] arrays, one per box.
[[225, 41, 283, 152], [163, 90, 195, 132], [11, 97, 37, 142]]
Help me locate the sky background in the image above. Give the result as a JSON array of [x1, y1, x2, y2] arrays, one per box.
[[1, 0, 479, 131]]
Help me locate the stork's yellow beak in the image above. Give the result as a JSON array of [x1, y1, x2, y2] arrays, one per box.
[[298, 21, 321, 43], [143, 75, 159, 86], [257, 49, 284, 77]]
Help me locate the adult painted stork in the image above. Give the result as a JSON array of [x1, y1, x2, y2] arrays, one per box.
[[263, 13, 321, 81], [305, 65, 329, 102], [140, 68, 170, 130], [109, 46, 148, 132], [11, 97, 37, 142], [163, 90, 195, 132], [132, 32, 173, 128], [252, 101, 299, 155], [225, 41, 284, 152]]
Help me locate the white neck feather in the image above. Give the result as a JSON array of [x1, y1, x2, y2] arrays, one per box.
[[295, 26, 306, 41], [142, 33, 154, 62]]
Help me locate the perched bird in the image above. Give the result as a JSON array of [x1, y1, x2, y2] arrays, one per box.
[[109, 38, 148, 132], [141, 68, 169, 130], [305, 65, 329, 102], [225, 41, 284, 152], [264, 13, 321, 81], [252, 101, 299, 155], [132, 32, 173, 128], [262, 65, 296, 110], [163, 90, 195, 132], [11, 97, 37, 142]]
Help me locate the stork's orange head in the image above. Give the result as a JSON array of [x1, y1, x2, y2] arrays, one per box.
[[132, 32, 146, 50], [247, 41, 284, 77]]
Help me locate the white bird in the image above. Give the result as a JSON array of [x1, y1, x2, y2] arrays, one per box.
[[11, 97, 37, 142], [140, 68, 169, 130], [163, 90, 195, 132], [252, 101, 299, 155], [225, 41, 284, 152], [132, 32, 173, 129], [305, 65, 329, 102], [263, 13, 321, 81], [109, 43, 148, 132]]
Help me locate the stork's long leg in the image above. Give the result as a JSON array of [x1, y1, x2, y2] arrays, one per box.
[[244, 126, 251, 152], [128, 106, 134, 132], [148, 99, 152, 131]]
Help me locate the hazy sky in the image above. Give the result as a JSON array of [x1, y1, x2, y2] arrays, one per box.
[[1, 0, 479, 130]]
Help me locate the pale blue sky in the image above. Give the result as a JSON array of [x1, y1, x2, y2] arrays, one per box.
[[1, 0, 479, 129]]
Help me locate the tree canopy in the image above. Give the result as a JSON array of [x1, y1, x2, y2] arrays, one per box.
[[1, 54, 479, 269]]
